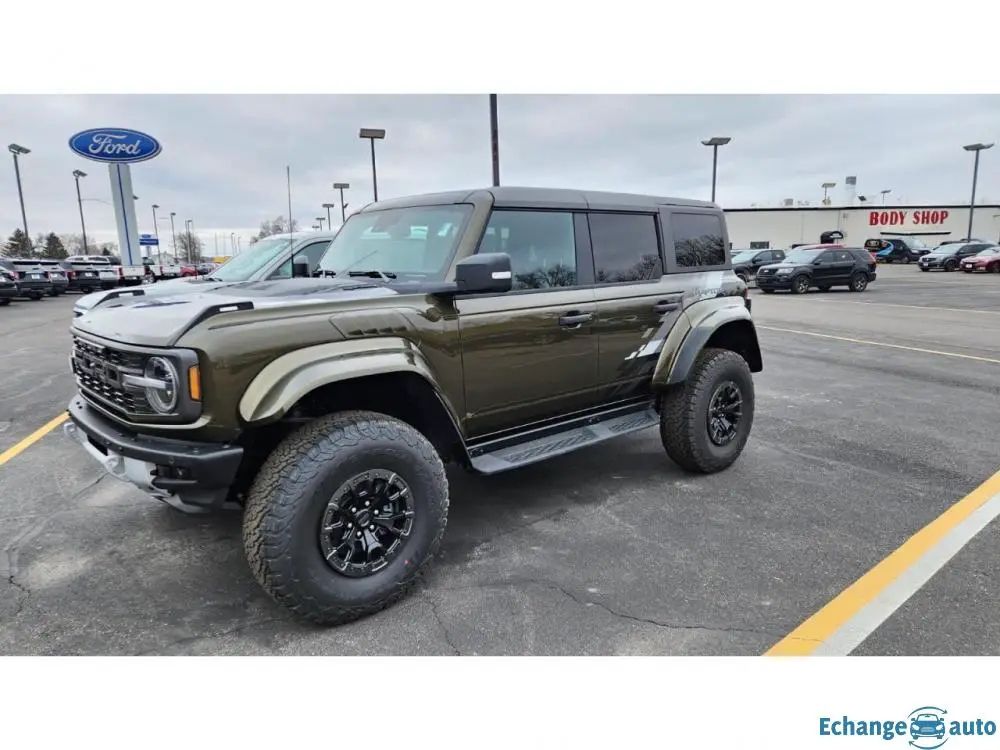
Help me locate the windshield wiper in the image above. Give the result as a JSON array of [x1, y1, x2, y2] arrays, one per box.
[[348, 269, 397, 280]]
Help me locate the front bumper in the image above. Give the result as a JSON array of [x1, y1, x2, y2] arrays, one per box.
[[756, 273, 794, 289], [64, 394, 245, 512]]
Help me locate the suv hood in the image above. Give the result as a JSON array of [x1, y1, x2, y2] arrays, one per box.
[[922, 251, 955, 259], [71, 277, 398, 347], [74, 275, 228, 313], [760, 261, 807, 270]]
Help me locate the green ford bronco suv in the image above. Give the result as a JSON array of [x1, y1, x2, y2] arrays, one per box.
[[63, 186, 763, 625]]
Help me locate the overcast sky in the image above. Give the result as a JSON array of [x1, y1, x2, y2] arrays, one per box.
[[2, 94, 998, 254]]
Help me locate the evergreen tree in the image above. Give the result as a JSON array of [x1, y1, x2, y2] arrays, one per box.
[[4, 229, 32, 257], [43, 232, 67, 259]]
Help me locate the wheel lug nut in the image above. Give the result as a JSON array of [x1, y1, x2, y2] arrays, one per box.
[[370, 525, 375, 531], [356, 532, 362, 538], [347, 522, 353, 528], [351, 507, 357, 513], [373, 510, 379, 516], [365, 501, 370, 507]]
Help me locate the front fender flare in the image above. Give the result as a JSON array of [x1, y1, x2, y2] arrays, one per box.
[[238, 337, 457, 426], [654, 298, 762, 387]]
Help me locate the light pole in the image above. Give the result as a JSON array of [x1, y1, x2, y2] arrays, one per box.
[[185, 219, 194, 264], [169, 212, 178, 262], [73, 169, 89, 254], [333, 182, 350, 223], [489, 94, 500, 186], [359, 128, 385, 202], [700, 137, 731, 203], [963, 142, 994, 241], [322, 202, 336, 228], [8, 143, 30, 245], [821, 182, 837, 204], [880, 189, 891, 205], [230, 232, 236, 254], [151, 204, 162, 263], [315, 216, 325, 231]]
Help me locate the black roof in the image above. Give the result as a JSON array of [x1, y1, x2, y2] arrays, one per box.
[[362, 186, 717, 213]]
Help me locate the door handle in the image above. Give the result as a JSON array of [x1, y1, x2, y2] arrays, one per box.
[[558, 311, 593, 328], [653, 301, 679, 314]]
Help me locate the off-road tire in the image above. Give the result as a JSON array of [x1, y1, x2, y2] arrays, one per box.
[[790, 275, 810, 294], [242, 409, 449, 625], [849, 272, 868, 292], [659, 347, 755, 474]]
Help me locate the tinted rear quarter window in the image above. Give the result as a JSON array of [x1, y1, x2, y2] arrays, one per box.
[[588, 212, 662, 283], [671, 212, 727, 268]]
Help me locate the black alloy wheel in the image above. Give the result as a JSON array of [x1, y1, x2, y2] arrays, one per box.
[[707, 382, 743, 447]]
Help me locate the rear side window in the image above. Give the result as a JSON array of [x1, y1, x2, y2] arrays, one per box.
[[588, 212, 662, 284], [671, 213, 726, 268], [834, 250, 853, 262]]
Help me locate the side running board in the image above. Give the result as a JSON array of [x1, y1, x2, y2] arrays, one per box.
[[467, 402, 659, 475]]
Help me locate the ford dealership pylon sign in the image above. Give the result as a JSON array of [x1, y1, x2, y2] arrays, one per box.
[[68, 127, 163, 267], [68, 128, 162, 164]]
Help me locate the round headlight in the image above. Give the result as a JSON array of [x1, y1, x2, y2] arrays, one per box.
[[144, 356, 179, 414]]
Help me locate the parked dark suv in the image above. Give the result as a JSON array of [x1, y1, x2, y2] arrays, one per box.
[[756, 246, 877, 294], [731, 248, 786, 284], [866, 237, 931, 263], [0, 258, 53, 300]]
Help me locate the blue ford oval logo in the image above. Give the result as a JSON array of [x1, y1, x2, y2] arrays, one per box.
[[68, 127, 162, 164]]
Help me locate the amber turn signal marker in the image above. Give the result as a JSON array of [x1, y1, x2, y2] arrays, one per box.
[[188, 365, 201, 401]]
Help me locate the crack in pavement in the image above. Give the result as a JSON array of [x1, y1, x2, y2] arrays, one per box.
[[5, 575, 30, 617], [427, 595, 462, 655], [439, 578, 798, 641]]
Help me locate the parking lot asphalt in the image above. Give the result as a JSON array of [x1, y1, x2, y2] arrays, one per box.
[[1, 264, 998, 655]]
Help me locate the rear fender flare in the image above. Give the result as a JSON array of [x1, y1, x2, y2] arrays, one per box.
[[238, 337, 461, 428], [653, 298, 762, 387]]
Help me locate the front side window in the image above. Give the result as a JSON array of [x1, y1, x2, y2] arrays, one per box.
[[270, 241, 333, 279], [317, 204, 472, 281], [477, 209, 577, 290], [672, 213, 726, 268], [589, 212, 662, 284]]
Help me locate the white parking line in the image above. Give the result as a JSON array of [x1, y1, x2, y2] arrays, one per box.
[[819, 300, 1000, 315], [810, 488, 1000, 655], [756, 326, 1000, 365]]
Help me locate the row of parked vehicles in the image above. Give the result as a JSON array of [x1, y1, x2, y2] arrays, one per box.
[[728, 236, 1000, 295], [0, 254, 220, 307]]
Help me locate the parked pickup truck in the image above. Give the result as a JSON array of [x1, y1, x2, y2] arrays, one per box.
[[66, 254, 145, 287], [143, 258, 183, 282]]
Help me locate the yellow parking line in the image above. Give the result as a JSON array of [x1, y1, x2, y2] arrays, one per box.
[[764, 466, 1000, 655], [757, 325, 1000, 365], [0, 412, 69, 467]]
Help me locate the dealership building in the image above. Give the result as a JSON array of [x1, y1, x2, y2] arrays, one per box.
[[724, 204, 1000, 250]]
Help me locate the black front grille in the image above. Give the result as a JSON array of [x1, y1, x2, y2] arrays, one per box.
[[72, 336, 154, 417]]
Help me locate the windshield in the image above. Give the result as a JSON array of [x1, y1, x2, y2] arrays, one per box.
[[909, 237, 929, 249], [975, 247, 1000, 256], [731, 251, 757, 262], [209, 236, 295, 281], [782, 248, 824, 263], [317, 204, 473, 280]]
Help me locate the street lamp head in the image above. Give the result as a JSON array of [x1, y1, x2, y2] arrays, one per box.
[[880, 189, 891, 194], [8, 143, 30, 155], [701, 137, 732, 147], [170, 211, 176, 217], [359, 128, 385, 140], [152, 203, 160, 209], [322, 202, 337, 208], [73, 169, 87, 178], [333, 182, 350, 189], [822, 182, 837, 189], [963, 142, 995, 152]]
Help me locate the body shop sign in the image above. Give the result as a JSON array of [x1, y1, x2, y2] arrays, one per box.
[[869, 209, 950, 226]]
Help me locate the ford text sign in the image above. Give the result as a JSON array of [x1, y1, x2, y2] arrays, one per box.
[[68, 128, 162, 164]]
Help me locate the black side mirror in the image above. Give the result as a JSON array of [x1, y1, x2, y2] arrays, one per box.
[[292, 255, 310, 278], [813, 259, 824, 265], [455, 252, 512, 294]]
